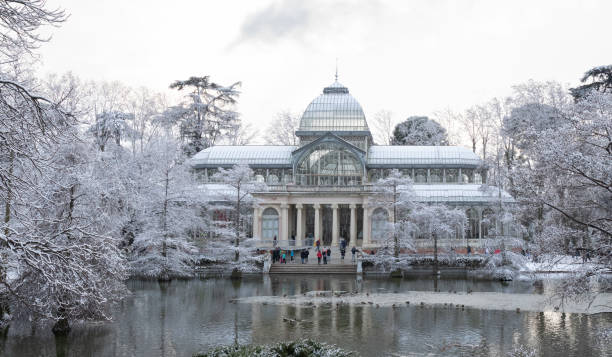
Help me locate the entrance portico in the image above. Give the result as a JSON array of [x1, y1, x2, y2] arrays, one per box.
[[253, 192, 377, 249]]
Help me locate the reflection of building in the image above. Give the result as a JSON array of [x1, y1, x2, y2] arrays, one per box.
[[191, 80, 516, 249]]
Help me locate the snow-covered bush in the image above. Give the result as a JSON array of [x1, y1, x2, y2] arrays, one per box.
[[197, 339, 356, 357]]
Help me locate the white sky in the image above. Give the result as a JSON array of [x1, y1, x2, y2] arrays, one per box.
[[38, 0, 612, 142]]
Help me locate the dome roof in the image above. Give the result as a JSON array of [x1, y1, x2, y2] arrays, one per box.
[[298, 81, 369, 132]]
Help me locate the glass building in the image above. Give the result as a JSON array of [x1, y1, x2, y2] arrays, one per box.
[[191, 80, 516, 249]]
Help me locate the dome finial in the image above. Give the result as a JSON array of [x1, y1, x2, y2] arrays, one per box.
[[335, 58, 338, 81]]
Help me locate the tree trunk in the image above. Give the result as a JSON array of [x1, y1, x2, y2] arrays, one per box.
[[235, 183, 240, 262], [393, 185, 399, 259], [3, 151, 14, 238], [52, 306, 70, 335], [433, 232, 439, 275], [162, 168, 169, 259]]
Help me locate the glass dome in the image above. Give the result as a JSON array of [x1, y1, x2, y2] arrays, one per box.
[[298, 81, 369, 132]]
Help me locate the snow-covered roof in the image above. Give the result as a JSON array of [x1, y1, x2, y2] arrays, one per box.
[[412, 184, 515, 203], [191, 146, 297, 168], [367, 146, 481, 167], [191, 145, 482, 168]]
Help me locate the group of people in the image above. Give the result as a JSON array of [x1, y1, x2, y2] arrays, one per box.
[[270, 237, 360, 265]]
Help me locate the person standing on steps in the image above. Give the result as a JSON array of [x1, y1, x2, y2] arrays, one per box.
[[317, 249, 322, 264], [323, 250, 328, 264], [290, 249, 294, 262], [326, 247, 331, 260], [351, 246, 357, 262], [305, 249, 309, 263]]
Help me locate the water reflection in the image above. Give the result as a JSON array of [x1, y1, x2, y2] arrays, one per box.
[[0, 277, 610, 357]]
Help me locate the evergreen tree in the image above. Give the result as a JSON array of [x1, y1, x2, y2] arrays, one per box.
[[168, 76, 241, 156], [391, 116, 449, 146]]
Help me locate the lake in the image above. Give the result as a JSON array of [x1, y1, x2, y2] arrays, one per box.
[[1, 276, 611, 356]]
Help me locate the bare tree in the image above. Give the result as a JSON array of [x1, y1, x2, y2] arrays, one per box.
[[224, 121, 259, 145], [264, 110, 300, 145], [371, 110, 394, 145], [0, 0, 66, 60]]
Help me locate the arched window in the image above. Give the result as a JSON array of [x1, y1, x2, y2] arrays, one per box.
[[262, 208, 279, 240], [371, 207, 391, 242], [296, 142, 363, 186], [415, 169, 427, 183], [466, 208, 479, 239], [267, 174, 279, 184]]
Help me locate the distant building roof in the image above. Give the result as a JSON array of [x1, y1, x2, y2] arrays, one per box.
[[191, 145, 297, 168]]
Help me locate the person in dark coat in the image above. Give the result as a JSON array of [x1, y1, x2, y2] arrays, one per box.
[[305, 249, 309, 263], [322, 250, 327, 264], [351, 246, 357, 262]]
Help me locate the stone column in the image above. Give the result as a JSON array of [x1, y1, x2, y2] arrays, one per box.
[[349, 204, 357, 247], [281, 203, 289, 243], [332, 203, 339, 247], [477, 207, 482, 240], [296, 204, 304, 247], [314, 203, 321, 243], [253, 207, 261, 241], [363, 204, 371, 246]]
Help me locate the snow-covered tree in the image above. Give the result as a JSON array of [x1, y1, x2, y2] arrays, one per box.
[[570, 64, 612, 99], [211, 164, 267, 261], [0, 2, 131, 333], [371, 169, 416, 257], [409, 205, 467, 270], [89, 110, 135, 151], [264, 110, 300, 145], [391, 116, 449, 146], [512, 89, 611, 303], [0, 0, 66, 60], [129, 135, 206, 280], [169, 76, 241, 156]]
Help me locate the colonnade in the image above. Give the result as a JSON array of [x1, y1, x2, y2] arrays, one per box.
[[253, 200, 375, 248]]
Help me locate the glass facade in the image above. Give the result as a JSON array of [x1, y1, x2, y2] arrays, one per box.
[[296, 142, 363, 186]]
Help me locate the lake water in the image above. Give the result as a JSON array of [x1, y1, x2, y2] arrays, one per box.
[[1, 276, 611, 356]]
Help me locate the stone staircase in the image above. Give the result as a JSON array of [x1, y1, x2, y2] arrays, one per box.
[[269, 263, 357, 275]]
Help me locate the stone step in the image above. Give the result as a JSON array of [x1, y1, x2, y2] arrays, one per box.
[[270, 264, 357, 274]]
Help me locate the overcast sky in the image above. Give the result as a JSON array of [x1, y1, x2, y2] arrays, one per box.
[[39, 0, 612, 141]]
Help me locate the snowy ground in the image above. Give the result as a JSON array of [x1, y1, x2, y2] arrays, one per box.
[[238, 290, 612, 314], [522, 255, 603, 273]]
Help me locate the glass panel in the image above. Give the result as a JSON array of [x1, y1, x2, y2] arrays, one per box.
[[296, 142, 363, 186], [430, 169, 442, 183], [462, 169, 474, 183], [445, 169, 458, 183]]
